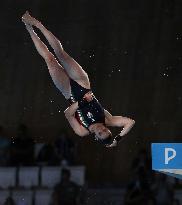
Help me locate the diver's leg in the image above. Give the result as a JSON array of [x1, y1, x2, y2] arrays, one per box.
[[24, 24, 71, 99], [22, 11, 90, 89]]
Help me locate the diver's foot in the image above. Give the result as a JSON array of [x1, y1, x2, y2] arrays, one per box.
[[22, 11, 40, 27]]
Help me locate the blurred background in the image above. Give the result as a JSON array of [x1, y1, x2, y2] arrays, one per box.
[[0, 0, 181, 204]]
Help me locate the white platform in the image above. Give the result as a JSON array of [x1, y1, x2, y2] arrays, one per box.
[[0, 190, 9, 205], [34, 189, 53, 205], [0, 167, 16, 189], [12, 190, 33, 205], [18, 167, 39, 188]]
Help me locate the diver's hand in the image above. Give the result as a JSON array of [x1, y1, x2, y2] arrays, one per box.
[[83, 91, 94, 102], [22, 11, 40, 26], [106, 139, 117, 148], [78, 92, 94, 108]]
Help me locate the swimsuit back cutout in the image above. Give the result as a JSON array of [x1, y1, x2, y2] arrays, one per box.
[[68, 79, 105, 129]]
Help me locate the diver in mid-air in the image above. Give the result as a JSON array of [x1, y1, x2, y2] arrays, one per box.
[[22, 11, 135, 147]]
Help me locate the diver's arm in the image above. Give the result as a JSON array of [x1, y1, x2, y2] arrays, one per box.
[[104, 110, 135, 133], [115, 116, 135, 137], [64, 102, 89, 137], [104, 109, 135, 147], [64, 102, 79, 116]]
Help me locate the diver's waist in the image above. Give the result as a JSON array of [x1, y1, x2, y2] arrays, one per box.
[[68, 91, 95, 104]]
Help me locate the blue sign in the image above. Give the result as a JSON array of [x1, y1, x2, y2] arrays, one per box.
[[151, 143, 182, 179]]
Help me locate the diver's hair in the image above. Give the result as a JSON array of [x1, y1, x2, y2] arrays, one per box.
[[94, 134, 112, 146]]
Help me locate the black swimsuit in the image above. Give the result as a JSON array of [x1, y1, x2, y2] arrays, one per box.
[[68, 79, 105, 130]]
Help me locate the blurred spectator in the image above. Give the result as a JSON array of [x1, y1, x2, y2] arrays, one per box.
[[131, 148, 153, 190], [36, 142, 60, 166], [3, 196, 16, 205], [174, 178, 182, 189], [172, 199, 180, 205], [55, 130, 76, 165], [10, 124, 34, 166], [151, 173, 174, 205], [51, 168, 84, 205], [124, 169, 154, 205], [131, 148, 151, 175], [0, 126, 11, 166]]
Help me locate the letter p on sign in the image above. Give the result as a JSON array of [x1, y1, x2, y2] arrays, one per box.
[[165, 148, 176, 164]]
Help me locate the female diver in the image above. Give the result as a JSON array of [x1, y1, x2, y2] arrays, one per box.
[[22, 11, 135, 147]]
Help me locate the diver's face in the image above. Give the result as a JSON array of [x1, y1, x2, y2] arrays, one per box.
[[94, 124, 112, 139]]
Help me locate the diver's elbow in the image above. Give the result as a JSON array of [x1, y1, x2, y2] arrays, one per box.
[[129, 119, 135, 127]]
